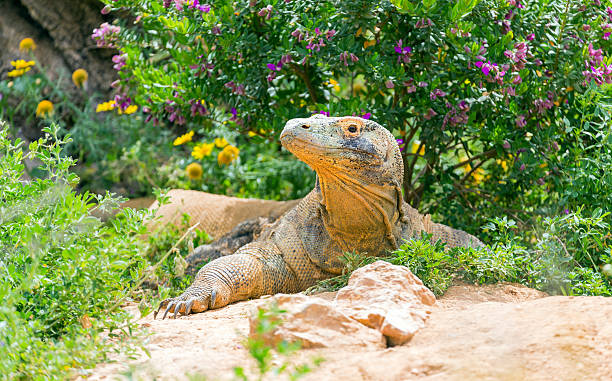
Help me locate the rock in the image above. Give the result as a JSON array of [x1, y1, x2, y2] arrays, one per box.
[[334, 261, 436, 346], [249, 294, 386, 350]]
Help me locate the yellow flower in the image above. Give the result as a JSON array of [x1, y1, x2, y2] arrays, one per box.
[[471, 168, 485, 183], [36, 100, 54, 118], [496, 159, 509, 172], [217, 145, 240, 165], [118, 105, 138, 115], [11, 60, 35, 70], [72, 69, 88, 88], [214, 137, 228, 148], [8, 68, 30, 77], [96, 100, 116, 112], [19, 38, 36, 52], [192, 142, 214, 159], [173, 131, 194, 146], [186, 162, 203, 180], [411, 142, 425, 156], [363, 39, 376, 49], [329, 78, 340, 92]]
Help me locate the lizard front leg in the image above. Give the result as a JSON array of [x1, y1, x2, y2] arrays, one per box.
[[155, 242, 298, 319]]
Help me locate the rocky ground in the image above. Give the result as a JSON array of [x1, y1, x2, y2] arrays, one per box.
[[87, 262, 612, 381]]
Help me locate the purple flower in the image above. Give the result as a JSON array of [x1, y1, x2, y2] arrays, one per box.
[[385, 80, 394, 89], [501, 20, 511, 35], [189, 0, 211, 12], [583, 24, 591, 31], [266, 63, 280, 71], [403, 79, 416, 93], [258, 5, 273, 19], [338, 51, 358, 66], [563, 208, 570, 214], [475, 60, 495, 76], [361, 112, 371, 119], [588, 43, 604, 66], [394, 39, 412, 64], [526, 33, 535, 41], [537, 178, 545, 186], [114, 93, 132, 112], [519, 163, 526, 171], [190, 99, 207, 116], [534, 98, 554, 114], [112, 54, 126, 70], [415, 18, 432, 28], [211, 25, 221, 35], [326, 29, 337, 40], [418, 81, 428, 87], [516, 115, 527, 127], [423, 108, 437, 120], [314, 111, 330, 117], [512, 74, 522, 85], [503, 140, 511, 150], [429, 88, 446, 100]]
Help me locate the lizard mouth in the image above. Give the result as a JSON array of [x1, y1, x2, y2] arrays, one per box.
[[285, 136, 383, 166]]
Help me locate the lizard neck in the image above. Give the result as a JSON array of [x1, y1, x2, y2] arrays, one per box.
[[315, 169, 401, 254]]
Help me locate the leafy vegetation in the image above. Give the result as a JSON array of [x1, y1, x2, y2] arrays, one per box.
[[0, 122, 151, 379]]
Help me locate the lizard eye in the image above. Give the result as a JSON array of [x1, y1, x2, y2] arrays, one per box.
[[338, 118, 364, 138], [301, 124, 310, 129]]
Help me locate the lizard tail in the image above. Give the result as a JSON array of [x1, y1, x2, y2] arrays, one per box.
[[422, 214, 484, 249]]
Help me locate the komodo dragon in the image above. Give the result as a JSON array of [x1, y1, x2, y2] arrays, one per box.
[[155, 114, 482, 319]]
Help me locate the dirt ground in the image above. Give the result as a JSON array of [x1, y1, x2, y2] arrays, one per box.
[[87, 283, 612, 381]]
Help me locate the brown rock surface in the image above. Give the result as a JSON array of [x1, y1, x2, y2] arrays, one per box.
[[88, 283, 612, 381], [335, 260, 436, 345], [249, 294, 386, 350]]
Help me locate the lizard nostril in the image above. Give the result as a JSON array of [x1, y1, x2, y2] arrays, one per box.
[[301, 124, 310, 129]]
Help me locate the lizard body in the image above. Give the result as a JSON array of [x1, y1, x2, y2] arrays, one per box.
[[156, 115, 482, 318]]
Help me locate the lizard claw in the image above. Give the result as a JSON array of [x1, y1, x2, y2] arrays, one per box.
[[162, 301, 175, 320], [154, 284, 225, 319]]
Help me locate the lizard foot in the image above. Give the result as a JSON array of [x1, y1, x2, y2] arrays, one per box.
[[153, 285, 220, 319]]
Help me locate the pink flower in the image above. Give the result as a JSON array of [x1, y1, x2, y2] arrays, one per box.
[[429, 88, 446, 100], [385, 80, 394, 89], [91, 22, 121, 48], [291, 28, 304, 42], [516, 115, 526, 127]]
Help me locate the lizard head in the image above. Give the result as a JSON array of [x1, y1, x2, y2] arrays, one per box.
[[280, 114, 403, 185]]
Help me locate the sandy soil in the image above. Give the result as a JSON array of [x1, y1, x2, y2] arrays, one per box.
[[87, 283, 612, 381]]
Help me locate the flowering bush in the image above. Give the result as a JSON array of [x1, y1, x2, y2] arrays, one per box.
[[98, 0, 611, 229]]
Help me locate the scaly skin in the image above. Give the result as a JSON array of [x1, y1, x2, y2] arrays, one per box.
[[155, 115, 482, 319]]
